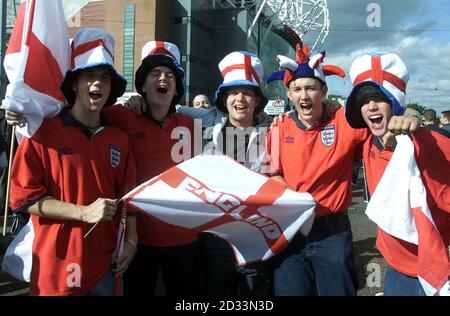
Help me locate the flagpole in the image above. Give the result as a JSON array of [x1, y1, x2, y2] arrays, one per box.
[[3, 125, 16, 236], [362, 159, 369, 203]]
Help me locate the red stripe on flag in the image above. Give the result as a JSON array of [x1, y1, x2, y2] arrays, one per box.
[[159, 167, 190, 188], [123, 167, 187, 204], [124, 164, 299, 258], [159, 167, 288, 251], [238, 179, 288, 252], [412, 207, 450, 290], [5, 2, 26, 55], [23, 31, 65, 101]]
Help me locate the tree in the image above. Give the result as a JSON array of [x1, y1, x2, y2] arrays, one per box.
[[406, 103, 426, 115]]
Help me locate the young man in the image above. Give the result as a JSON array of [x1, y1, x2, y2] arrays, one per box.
[[9, 28, 137, 296], [345, 52, 449, 296], [441, 110, 450, 132], [6, 40, 198, 296], [126, 51, 274, 295], [192, 94, 212, 109], [266, 43, 419, 296], [190, 51, 273, 296], [422, 108, 450, 137], [104, 41, 200, 296]]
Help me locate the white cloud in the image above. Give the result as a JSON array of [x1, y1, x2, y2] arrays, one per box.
[[321, 0, 450, 113]]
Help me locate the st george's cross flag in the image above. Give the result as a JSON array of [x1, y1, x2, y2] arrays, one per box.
[[2, 0, 70, 139], [122, 155, 316, 265], [1, 0, 70, 284], [366, 135, 450, 296]]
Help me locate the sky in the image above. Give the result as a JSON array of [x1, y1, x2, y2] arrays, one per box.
[[303, 0, 450, 114]]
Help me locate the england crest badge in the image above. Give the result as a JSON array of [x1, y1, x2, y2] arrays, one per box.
[[321, 125, 335, 147], [110, 145, 121, 168]]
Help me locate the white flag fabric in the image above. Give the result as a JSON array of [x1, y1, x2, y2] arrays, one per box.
[[122, 155, 316, 265], [366, 135, 450, 296], [2, 218, 33, 282], [3, 0, 70, 139]]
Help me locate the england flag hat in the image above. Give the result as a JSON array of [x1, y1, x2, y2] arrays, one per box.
[[214, 51, 268, 114], [135, 41, 185, 107], [61, 27, 127, 107], [345, 53, 409, 128]]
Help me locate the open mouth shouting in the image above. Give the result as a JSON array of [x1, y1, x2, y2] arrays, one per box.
[[299, 102, 313, 112], [89, 90, 104, 104], [368, 114, 383, 125], [366, 113, 387, 136], [156, 84, 169, 94], [233, 104, 248, 113]]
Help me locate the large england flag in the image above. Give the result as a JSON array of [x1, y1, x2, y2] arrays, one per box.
[[123, 155, 316, 265], [366, 135, 450, 296], [3, 0, 70, 139]]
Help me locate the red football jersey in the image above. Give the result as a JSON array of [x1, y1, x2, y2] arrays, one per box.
[[10, 112, 136, 295], [363, 128, 450, 277], [104, 105, 197, 247], [267, 108, 369, 217]]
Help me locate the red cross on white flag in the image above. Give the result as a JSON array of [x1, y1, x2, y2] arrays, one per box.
[[366, 135, 450, 296], [3, 0, 70, 139], [122, 155, 316, 265]]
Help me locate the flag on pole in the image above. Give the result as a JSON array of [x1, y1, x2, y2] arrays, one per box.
[[113, 207, 127, 296], [122, 155, 316, 265], [3, 0, 70, 139], [1, 0, 68, 284], [366, 135, 450, 296]]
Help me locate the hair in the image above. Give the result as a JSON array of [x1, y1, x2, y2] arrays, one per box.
[[441, 110, 450, 120], [423, 108, 437, 121], [288, 76, 326, 90]]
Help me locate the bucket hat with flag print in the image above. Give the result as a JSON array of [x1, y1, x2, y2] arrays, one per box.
[[345, 53, 409, 128], [135, 41, 185, 108], [266, 41, 345, 87], [214, 51, 268, 114], [60, 27, 127, 107]]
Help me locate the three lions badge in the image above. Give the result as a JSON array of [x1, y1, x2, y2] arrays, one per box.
[[321, 125, 335, 147], [110, 145, 121, 168]]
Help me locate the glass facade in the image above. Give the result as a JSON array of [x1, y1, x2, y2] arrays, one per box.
[[123, 4, 135, 92], [172, 2, 294, 107]]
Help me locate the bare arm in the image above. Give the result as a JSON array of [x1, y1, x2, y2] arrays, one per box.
[[27, 196, 118, 223]]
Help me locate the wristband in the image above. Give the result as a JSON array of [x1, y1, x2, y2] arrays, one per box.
[[126, 238, 137, 249]]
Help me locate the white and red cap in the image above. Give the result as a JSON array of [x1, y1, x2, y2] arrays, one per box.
[[135, 41, 185, 106], [140, 41, 181, 65], [60, 27, 127, 107], [345, 53, 409, 128], [214, 51, 268, 113], [266, 42, 345, 87]]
